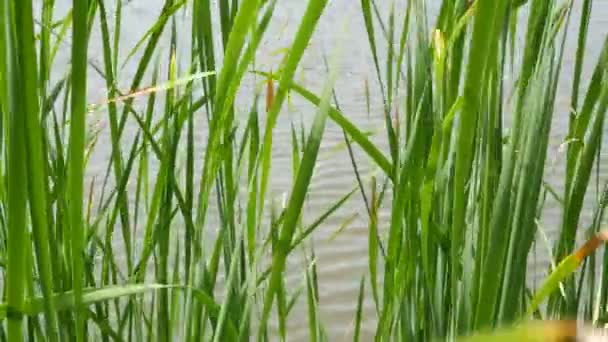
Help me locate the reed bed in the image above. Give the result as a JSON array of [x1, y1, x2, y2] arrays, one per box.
[[0, 0, 607, 341]]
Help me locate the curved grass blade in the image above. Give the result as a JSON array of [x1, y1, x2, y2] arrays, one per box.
[[257, 0, 329, 227], [194, 0, 261, 236], [88, 71, 215, 113], [289, 187, 357, 250], [0, 284, 223, 320], [258, 13, 338, 335], [253, 71, 392, 177], [121, 0, 186, 69], [527, 231, 608, 316]]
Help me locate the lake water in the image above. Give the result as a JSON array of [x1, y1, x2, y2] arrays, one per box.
[[42, 0, 608, 340]]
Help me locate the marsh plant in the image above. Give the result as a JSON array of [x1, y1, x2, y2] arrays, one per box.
[[0, 0, 607, 341]]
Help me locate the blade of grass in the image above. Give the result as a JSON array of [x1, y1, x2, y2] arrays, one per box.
[[14, 0, 59, 338], [527, 231, 608, 316], [353, 276, 365, 342], [468, 0, 514, 330], [121, 0, 186, 69], [257, 0, 329, 228], [258, 15, 339, 335], [68, 0, 89, 338], [253, 71, 392, 177], [5, 0, 28, 339]]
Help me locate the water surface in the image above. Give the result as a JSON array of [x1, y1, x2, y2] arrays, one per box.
[[45, 1, 608, 340]]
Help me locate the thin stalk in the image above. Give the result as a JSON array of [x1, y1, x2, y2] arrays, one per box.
[[68, 0, 89, 338]]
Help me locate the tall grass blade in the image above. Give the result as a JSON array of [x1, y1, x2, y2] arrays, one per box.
[[13, 0, 59, 339], [68, 0, 90, 338]]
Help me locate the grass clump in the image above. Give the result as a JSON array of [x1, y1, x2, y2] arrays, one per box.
[[0, 0, 607, 341]]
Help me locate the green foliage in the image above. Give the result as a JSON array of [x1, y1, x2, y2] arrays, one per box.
[[0, 0, 606, 341]]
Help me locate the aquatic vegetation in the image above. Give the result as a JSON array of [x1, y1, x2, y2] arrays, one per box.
[[0, 0, 606, 340]]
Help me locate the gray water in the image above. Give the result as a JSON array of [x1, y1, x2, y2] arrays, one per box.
[[41, 0, 608, 340]]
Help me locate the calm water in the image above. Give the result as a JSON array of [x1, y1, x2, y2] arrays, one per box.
[[42, 1, 608, 340]]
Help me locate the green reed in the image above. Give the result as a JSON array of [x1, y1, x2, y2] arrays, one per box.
[[0, 0, 607, 341]]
